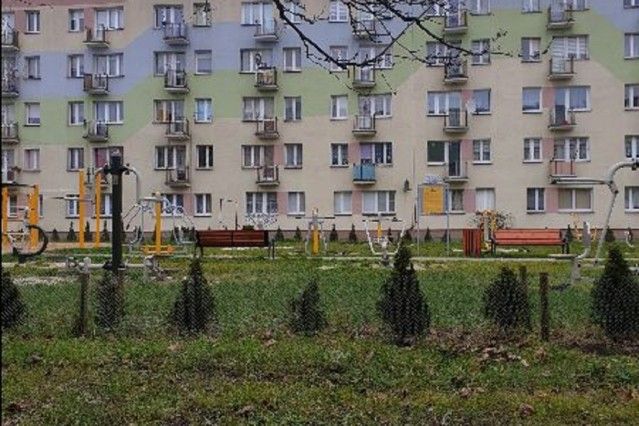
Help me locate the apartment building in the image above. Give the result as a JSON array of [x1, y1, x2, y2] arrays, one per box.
[[1, 0, 638, 233]]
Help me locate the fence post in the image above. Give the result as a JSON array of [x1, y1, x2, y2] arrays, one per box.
[[76, 257, 91, 336], [540, 272, 550, 342], [519, 265, 528, 287]]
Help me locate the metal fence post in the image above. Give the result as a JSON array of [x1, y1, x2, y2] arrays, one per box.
[[76, 257, 91, 336], [540, 272, 550, 342]]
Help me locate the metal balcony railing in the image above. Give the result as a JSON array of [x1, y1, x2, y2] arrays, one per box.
[[353, 66, 376, 88], [548, 158, 577, 181], [547, 6, 574, 28], [353, 115, 376, 134], [164, 69, 188, 91], [165, 166, 190, 186], [1, 76, 19, 96], [84, 121, 109, 141], [256, 165, 279, 185], [444, 161, 469, 181], [163, 23, 188, 44], [549, 56, 575, 78], [254, 19, 278, 41], [1, 122, 19, 142], [352, 163, 376, 183], [444, 10, 468, 33], [444, 60, 468, 82], [84, 25, 109, 47], [549, 107, 576, 129], [353, 19, 377, 38], [255, 67, 278, 90], [1, 168, 18, 184], [83, 74, 109, 94], [444, 109, 469, 131], [166, 119, 190, 140], [255, 118, 279, 139], [1, 30, 19, 50]]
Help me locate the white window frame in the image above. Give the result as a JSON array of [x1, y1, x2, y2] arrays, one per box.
[[68, 102, 85, 126], [362, 191, 396, 215], [331, 95, 348, 120], [445, 189, 465, 213], [242, 97, 274, 121], [25, 11, 40, 33], [240, 49, 272, 72], [99, 193, 113, 217], [25, 56, 40, 79], [468, 0, 491, 15], [527, 188, 545, 212], [284, 1, 302, 24], [25, 103, 41, 126], [555, 86, 591, 111], [521, 37, 541, 62], [154, 99, 184, 123], [68, 54, 84, 78], [360, 142, 393, 165], [359, 94, 392, 118], [161, 193, 184, 216], [522, 87, 542, 113], [241, 2, 273, 26], [287, 192, 306, 215], [284, 96, 302, 121], [245, 192, 277, 215], [329, 1, 349, 22], [551, 35, 589, 60], [553, 138, 590, 162], [472, 139, 491, 164], [94, 101, 124, 124], [23, 148, 40, 171], [242, 145, 272, 168], [194, 98, 213, 123], [194, 193, 212, 217], [625, 84, 639, 109], [195, 50, 212, 74], [475, 188, 496, 212], [471, 39, 491, 65], [626, 33, 639, 59], [522, 0, 541, 12], [285, 143, 303, 168], [94, 53, 123, 77], [334, 191, 352, 215], [154, 145, 186, 170], [427, 91, 462, 116], [67, 148, 84, 171], [472, 89, 491, 114], [154, 5, 183, 28], [426, 140, 461, 165], [625, 187, 639, 212], [426, 41, 461, 66], [558, 188, 593, 212], [329, 46, 348, 71], [626, 135, 639, 159], [95, 7, 124, 30], [283, 47, 302, 71], [68, 9, 84, 32], [625, 0, 639, 8], [154, 51, 186, 76], [331, 143, 349, 167], [359, 45, 393, 70], [523, 138, 542, 162], [196, 145, 214, 169], [66, 194, 80, 218]]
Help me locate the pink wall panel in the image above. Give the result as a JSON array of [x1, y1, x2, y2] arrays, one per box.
[[277, 191, 287, 214], [542, 87, 555, 109], [351, 189, 362, 214], [546, 187, 558, 213], [463, 188, 476, 213], [461, 139, 473, 162], [273, 144, 284, 165], [348, 142, 360, 164], [542, 138, 555, 160]]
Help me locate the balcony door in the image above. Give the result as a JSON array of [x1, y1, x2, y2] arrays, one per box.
[[1, 104, 15, 124], [1, 13, 15, 32], [448, 141, 462, 177]]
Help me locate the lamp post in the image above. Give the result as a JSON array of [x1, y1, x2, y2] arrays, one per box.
[[102, 148, 128, 271]]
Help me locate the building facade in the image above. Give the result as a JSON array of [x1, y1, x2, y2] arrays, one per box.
[[1, 0, 638, 234]]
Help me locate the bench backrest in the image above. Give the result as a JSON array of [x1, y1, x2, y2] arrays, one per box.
[[196, 230, 269, 247], [494, 229, 562, 241]]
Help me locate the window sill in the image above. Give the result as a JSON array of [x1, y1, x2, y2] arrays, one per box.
[[558, 210, 594, 214], [195, 167, 213, 171], [24, 31, 41, 35], [194, 72, 213, 76], [523, 160, 543, 164], [526, 211, 546, 214], [287, 213, 305, 217], [194, 120, 212, 124], [330, 165, 349, 168], [194, 214, 212, 217], [22, 169, 40, 173], [24, 124, 41, 127], [625, 210, 639, 213], [427, 113, 446, 117], [623, 57, 639, 60], [521, 10, 542, 14], [284, 166, 302, 170], [362, 212, 396, 217], [68, 123, 84, 127], [283, 69, 302, 73], [522, 110, 543, 114], [521, 59, 542, 64], [241, 166, 260, 170], [330, 118, 348, 121], [26, 77, 41, 81], [67, 169, 82, 172], [472, 112, 491, 116], [471, 62, 491, 66], [283, 119, 302, 123], [624, 107, 639, 111], [334, 213, 352, 216], [472, 161, 492, 165], [427, 162, 446, 166]]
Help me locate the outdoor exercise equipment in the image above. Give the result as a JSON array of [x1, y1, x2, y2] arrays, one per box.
[[363, 214, 406, 265], [298, 209, 334, 256], [550, 221, 592, 290], [625, 228, 634, 248], [1, 183, 48, 260], [245, 211, 278, 230]]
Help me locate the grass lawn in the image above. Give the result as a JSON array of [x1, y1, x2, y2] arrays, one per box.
[[2, 250, 638, 424]]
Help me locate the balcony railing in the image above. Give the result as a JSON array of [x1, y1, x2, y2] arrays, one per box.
[[1, 168, 19, 185], [548, 56, 575, 80], [353, 19, 377, 38], [83, 74, 109, 95], [352, 163, 376, 184], [1, 76, 19, 97], [84, 121, 109, 142], [547, 6, 574, 29], [164, 69, 189, 93], [1, 122, 19, 143], [444, 109, 469, 133], [444, 60, 468, 84], [1, 30, 19, 51], [444, 10, 468, 34], [352, 115, 376, 136], [165, 166, 190, 187], [166, 119, 190, 141], [255, 118, 279, 140], [352, 66, 376, 89], [444, 161, 469, 182], [163, 23, 189, 45], [256, 165, 279, 186], [84, 26, 109, 48], [255, 67, 278, 91], [549, 107, 576, 131], [549, 158, 577, 179], [254, 19, 278, 42]]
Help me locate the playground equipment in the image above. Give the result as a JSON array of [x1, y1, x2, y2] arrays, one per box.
[[363, 214, 406, 265], [550, 221, 592, 290], [245, 211, 278, 230], [299, 209, 334, 256], [1, 183, 48, 260], [625, 228, 635, 248]]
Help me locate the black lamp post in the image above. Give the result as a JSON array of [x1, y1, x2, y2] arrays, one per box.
[[102, 148, 127, 271]]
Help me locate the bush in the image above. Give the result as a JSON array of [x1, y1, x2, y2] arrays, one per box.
[[591, 246, 639, 341], [604, 228, 616, 243], [440, 230, 449, 243], [402, 228, 413, 243], [1, 271, 26, 329], [348, 224, 357, 243], [83, 221, 91, 243], [293, 226, 302, 242], [95, 270, 124, 330], [289, 279, 326, 336], [424, 227, 432, 242], [66, 222, 77, 242], [377, 244, 430, 346], [101, 220, 110, 242], [274, 226, 284, 242], [483, 267, 531, 332], [565, 225, 573, 243], [169, 257, 216, 335], [50, 228, 60, 242], [329, 224, 338, 242]]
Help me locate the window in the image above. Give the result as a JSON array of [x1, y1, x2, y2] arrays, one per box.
[[469, 0, 491, 15], [425, 1, 445, 16], [472, 89, 491, 114], [66, 194, 79, 217], [551, 36, 589, 60], [98, 193, 112, 217], [331, 143, 348, 166], [6, 195, 17, 218], [94, 54, 123, 77], [283, 47, 302, 71], [426, 41, 461, 66], [329, 46, 348, 71], [162, 194, 184, 214], [246, 192, 277, 214], [473, 139, 491, 163], [358, 94, 392, 118], [626, 34, 639, 59], [427, 141, 446, 163], [445, 189, 465, 213], [154, 145, 187, 169], [25, 56, 40, 79], [240, 49, 273, 72], [196, 145, 214, 169], [67, 148, 84, 171], [626, 135, 639, 159], [284, 96, 302, 121], [68, 102, 84, 125], [523, 138, 542, 162], [26, 11, 40, 33], [25, 103, 41, 126], [154, 52, 185, 76], [331, 95, 348, 119], [555, 86, 590, 111], [154, 100, 184, 123], [363, 191, 395, 215], [570, 0, 588, 11], [23, 149, 39, 171], [625, 187, 639, 211], [195, 50, 212, 74], [95, 8, 124, 30], [242, 145, 273, 168], [329, 1, 348, 22], [195, 194, 212, 216], [625, 0, 639, 7], [242, 97, 274, 121], [427, 91, 462, 115], [358, 45, 394, 69], [194, 99, 212, 123], [426, 141, 462, 166], [241, 2, 274, 26], [554, 138, 590, 161], [522, 87, 542, 112], [527, 188, 545, 212], [285, 144, 303, 168], [284, 1, 302, 23], [625, 84, 639, 109], [360, 142, 392, 165], [287, 192, 305, 215], [154, 5, 183, 27], [94, 101, 124, 124], [334, 191, 352, 215], [475, 188, 496, 211], [471, 39, 491, 64], [522, 0, 540, 12], [67, 55, 84, 78], [68, 9, 84, 32], [521, 38, 541, 62], [559, 188, 592, 211], [194, 3, 212, 26]]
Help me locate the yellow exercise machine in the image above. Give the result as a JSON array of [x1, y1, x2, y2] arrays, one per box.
[[302, 208, 333, 256], [2, 183, 41, 251], [141, 193, 175, 256]]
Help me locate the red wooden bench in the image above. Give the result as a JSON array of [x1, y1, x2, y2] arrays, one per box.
[[195, 230, 272, 257], [491, 229, 567, 254]]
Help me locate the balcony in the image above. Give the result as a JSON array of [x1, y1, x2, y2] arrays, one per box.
[[547, 6, 574, 29], [548, 56, 575, 80], [165, 166, 190, 188], [83, 121, 109, 142], [164, 69, 189, 94], [256, 165, 279, 186], [1, 76, 19, 98], [84, 26, 109, 49], [443, 109, 469, 134], [353, 20, 377, 39], [548, 159, 577, 182], [444, 11, 468, 34], [352, 115, 376, 137], [1, 30, 19, 52], [352, 66, 376, 89], [83, 74, 109, 95], [255, 67, 278, 92], [444, 60, 468, 85], [443, 161, 469, 183], [254, 19, 278, 42], [352, 163, 376, 185], [1, 167, 19, 185], [255, 118, 279, 140], [1, 122, 19, 143], [166, 119, 191, 141], [549, 107, 576, 131], [163, 23, 189, 46]]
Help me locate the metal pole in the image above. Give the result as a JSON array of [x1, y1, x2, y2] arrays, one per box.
[[446, 184, 450, 256], [2, 187, 8, 248], [540, 273, 550, 342], [76, 257, 91, 336], [155, 198, 162, 253], [29, 185, 39, 249], [78, 170, 85, 249], [106, 149, 125, 271], [94, 173, 101, 248]]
